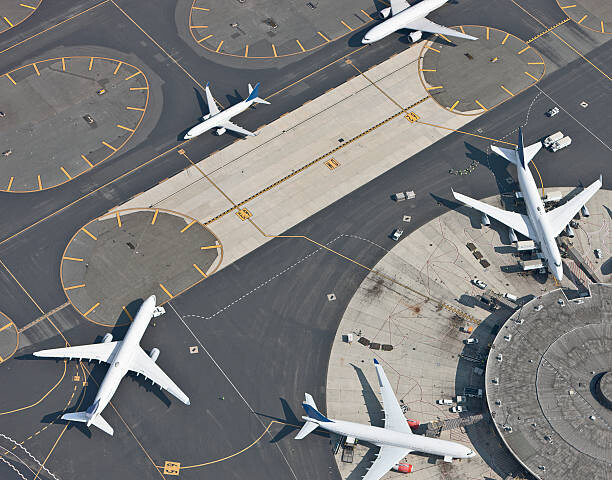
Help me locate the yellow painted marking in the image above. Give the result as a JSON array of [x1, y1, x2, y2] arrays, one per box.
[[82, 227, 97, 240], [5, 74, 16, 85], [116, 212, 122, 227], [426, 85, 443, 90], [193, 264, 207, 277], [7, 177, 14, 191], [122, 306, 133, 321], [65, 284, 85, 291], [244, 44, 249, 57], [181, 220, 196, 233], [126, 106, 145, 111], [192, 6, 210, 11], [163, 461, 181, 476], [296, 39, 305, 52], [61, 57, 66, 71], [124, 71, 141, 81], [317, 31, 330, 42], [324, 158, 340, 170], [577, 15, 587, 24], [102, 141, 117, 151], [500, 84, 514, 96], [271, 44, 277, 57], [517, 45, 530, 54], [601, 21, 605, 33], [360, 9, 373, 20], [37, 175, 42, 190], [113, 62, 122, 75], [63, 257, 84, 262], [191, 25, 209, 29], [33, 63, 40, 76], [88, 57, 94, 70], [420, 68, 436, 72], [80, 154, 93, 168], [425, 46, 440, 53], [130, 87, 148, 90], [198, 34, 214, 43], [0, 323, 12, 332], [159, 283, 173, 299], [83, 302, 100, 316], [524, 71, 538, 81], [449, 100, 460, 111], [4, 17, 14, 27], [341, 20, 353, 31], [151, 209, 159, 225], [201, 244, 221, 250], [215, 40, 224, 52], [459, 25, 466, 34], [486, 27, 490, 40], [501, 32, 510, 44], [561, 4, 576, 8], [20, 4, 37, 9], [236, 208, 252, 221], [60, 167, 72, 180], [528, 62, 544, 64], [116, 124, 135, 132], [405, 111, 419, 123], [475, 100, 487, 110]]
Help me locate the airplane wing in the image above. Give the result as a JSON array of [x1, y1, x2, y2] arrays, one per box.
[[373, 359, 412, 434], [34, 342, 120, 363], [222, 121, 256, 136], [403, 18, 478, 40], [129, 347, 191, 405], [390, 0, 410, 15], [363, 445, 411, 480], [547, 176, 602, 237], [205, 82, 220, 116], [452, 190, 536, 240]]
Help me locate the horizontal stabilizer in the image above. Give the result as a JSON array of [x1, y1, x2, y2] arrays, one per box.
[[294, 420, 318, 440], [62, 412, 114, 436], [491, 145, 518, 165]]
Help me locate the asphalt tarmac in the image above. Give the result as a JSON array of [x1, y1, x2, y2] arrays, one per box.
[[0, 0, 610, 479]]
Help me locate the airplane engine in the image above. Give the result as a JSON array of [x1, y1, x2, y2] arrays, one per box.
[[565, 224, 574, 237], [407, 419, 420, 430], [408, 30, 422, 43], [481, 213, 490, 226], [149, 348, 160, 363], [215, 127, 226, 136], [508, 228, 518, 243], [581, 204, 590, 217], [102, 333, 113, 343], [380, 7, 391, 18], [392, 463, 413, 473]]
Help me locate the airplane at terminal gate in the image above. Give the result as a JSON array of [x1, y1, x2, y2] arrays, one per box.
[[295, 359, 475, 478], [451, 127, 602, 282], [362, 0, 478, 44], [34, 295, 190, 436], [184, 82, 270, 139]]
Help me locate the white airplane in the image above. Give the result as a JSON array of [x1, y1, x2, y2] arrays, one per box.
[[295, 359, 475, 478], [184, 82, 270, 139], [33, 295, 190, 436], [452, 127, 602, 282], [362, 0, 478, 44]]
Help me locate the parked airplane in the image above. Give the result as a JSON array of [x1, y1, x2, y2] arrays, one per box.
[[34, 295, 190, 436], [362, 0, 478, 44], [295, 359, 475, 478], [184, 82, 270, 139], [452, 127, 602, 282]]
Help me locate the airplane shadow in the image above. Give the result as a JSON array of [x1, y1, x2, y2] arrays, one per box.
[[256, 398, 330, 443], [350, 364, 383, 427]]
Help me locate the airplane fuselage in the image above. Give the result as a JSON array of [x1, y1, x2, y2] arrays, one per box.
[[305, 417, 473, 460], [363, 0, 447, 43], [185, 99, 255, 139], [86, 296, 156, 426]]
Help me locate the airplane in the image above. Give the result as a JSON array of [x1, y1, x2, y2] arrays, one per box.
[[362, 0, 478, 44], [184, 82, 270, 139], [33, 295, 190, 436], [452, 127, 602, 282], [295, 359, 475, 478]]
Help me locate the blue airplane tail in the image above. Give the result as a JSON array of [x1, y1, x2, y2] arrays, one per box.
[[295, 393, 332, 439], [246, 83, 271, 104]]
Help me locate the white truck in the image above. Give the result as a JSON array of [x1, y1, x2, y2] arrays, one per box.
[[550, 135, 572, 152], [542, 131, 563, 148]]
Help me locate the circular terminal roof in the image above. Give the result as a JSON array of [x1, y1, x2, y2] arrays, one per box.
[[485, 283, 612, 479]]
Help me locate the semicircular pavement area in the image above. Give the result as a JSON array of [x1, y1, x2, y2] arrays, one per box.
[[1, 0, 42, 34], [0, 56, 148, 192], [188, 0, 376, 58], [557, 0, 612, 34], [419, 26, 545, 114], [61, 209, 222, 326]]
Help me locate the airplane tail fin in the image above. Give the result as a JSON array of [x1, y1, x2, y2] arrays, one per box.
[[246, 83, 271, 105], [491, 127, 541, 169], [294, 393, 332, 439], [62, 411, 114, 436]]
